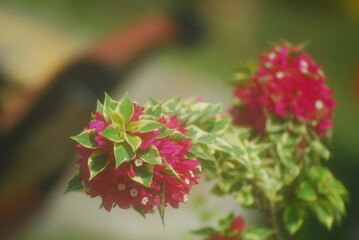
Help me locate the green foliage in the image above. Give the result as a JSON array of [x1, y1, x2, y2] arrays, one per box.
[[71, 129, 98, 148], [88, 151, 109, 180], [138, 145, 162, 165], [284, 204, 304, 235], [114, 142, 135, 168], [64, 170, 87, 194], [100, 124, 124, 142], [131, 163, 153, 188], [241, 227, 273, 240], [127, 120, 164, 133]]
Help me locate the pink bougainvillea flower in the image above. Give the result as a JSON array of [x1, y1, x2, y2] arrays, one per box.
[[67, 94, 201, 215], [230, 44, 336, 137]]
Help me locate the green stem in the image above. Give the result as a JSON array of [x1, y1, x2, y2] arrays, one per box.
[[267, 201, 284, 240]]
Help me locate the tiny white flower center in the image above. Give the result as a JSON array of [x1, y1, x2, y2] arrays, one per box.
[[130, 189, 138, 197], [300, 60, 308, 68], [142, 197, 149, 205], [276, 72, 284, 79], [183, 194, 189, 203], [268, 52, 276, 60], [301, 67, 308, 74], [185, 178, 190, 185], [197, 165, 202, 172], [133, 101, 140, 105], [134, 159, 143, 167], [315, 100, 324, 110], [118, 183, 126, 190], [189, 170, 195, 178]]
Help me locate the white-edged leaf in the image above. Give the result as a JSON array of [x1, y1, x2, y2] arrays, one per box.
[[100, 124, 124, 142], [88, 151, 109, 180], [138, 145, 162, 164], [71, 129, 98, 148], [114, 142, 135, 168]]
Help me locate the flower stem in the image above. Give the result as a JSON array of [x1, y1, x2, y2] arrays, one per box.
[[267, 201, 284, 240]]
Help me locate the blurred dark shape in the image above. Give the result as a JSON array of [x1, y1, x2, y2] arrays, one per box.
[[0, 6, 203, 239]]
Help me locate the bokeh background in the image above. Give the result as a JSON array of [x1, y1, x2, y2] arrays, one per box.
[[0, 0, 359, 239]]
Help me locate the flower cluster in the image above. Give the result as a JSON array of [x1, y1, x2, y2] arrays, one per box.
[[66, 93, 201, 215], [230, 43, 336, 137]]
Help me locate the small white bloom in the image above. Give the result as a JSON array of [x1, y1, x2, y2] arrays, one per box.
[[268, 52, 276, 60], [276, 72, 284, 79], [185, 178, 190, 185], [318, 69, 324, 77], [134, 159, 143, 167], [300, 60, 308, 68], [189, 170, 195, 178], [142, 197, 149, 205], [315, 100, 324, 110], [301, 67, 309, 74], [183, 194, 189, 203], [133, 101, 139, 105], [197, 165, 202, 172], [118, 183, 126, 190], [130, 189, 138, 197]]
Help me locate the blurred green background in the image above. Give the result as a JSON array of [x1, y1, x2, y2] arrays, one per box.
[[0, 0, 359, 239]]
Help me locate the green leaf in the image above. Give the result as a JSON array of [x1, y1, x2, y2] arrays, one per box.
[[168, 130, 187, 141], [297, 181, 317, 202], [158, 183, 166, 227], [210, 119, 231, 135], [131, 163, 153, 187], [210, 137, 233, 154], [234, 183, 255, 207], [138, 145, 162, 164], [132, 205, 146, 218], [163, 163, 185, 183], [327, 194, 346, 215], [266, 118, 287, 132], [276, 143, 295, 166], [281, 131, 302, 146], [104, 92, 118, 110], [191, 227, 216, 235], [103, 93, 118, 120], [118, 93, 134, 124], [127, 120, 164, 133], [157, 127, 175, 139], [189, 145, 215, 162], [96, 100, 104, 114], [100, 124, 124, 142], [125, 134, 142, 152], [88, 151, 109, 180], [310, 140, 330, 160], [284, 204, 304, 235], [187, 125, 216, 144], [289, 121, 307, 134], [242, 227, 273, 240], [114, 142, 135, 168], [145, 103, 163, 118], [218, 212, 235, 232], [71, 129, 98, 148], [109, 110, 125, 128], [64, 170, 87, 194], [311, 200, 334, 229]]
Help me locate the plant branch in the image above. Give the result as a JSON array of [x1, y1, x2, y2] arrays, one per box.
[[267, 201, 284, 240]]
